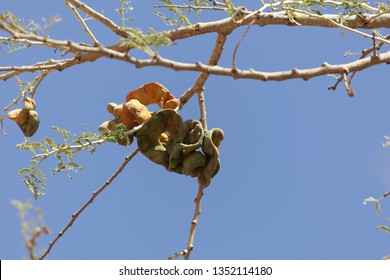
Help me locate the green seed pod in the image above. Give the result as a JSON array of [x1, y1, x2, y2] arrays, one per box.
[[19, 110, 39, 137]]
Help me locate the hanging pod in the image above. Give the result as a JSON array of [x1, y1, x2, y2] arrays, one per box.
[[136, 109, 224, 187]]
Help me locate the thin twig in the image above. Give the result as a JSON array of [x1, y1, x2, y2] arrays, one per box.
[[232, 22, 253, 71], [167, 184, 205, 260], [154, 4, 226, 11], [342, 72, 355, 97], [66, 0, 132, 39], [39, 148, 139, 260], [179, 33, 227, 107], [284, 7, 390, 46], [328, 32, 390, 91], [367, 9, 390, 23], [32, 139, 106, 160], [184, 184, 205, 260], [0, 88, 23, 136], [167, 250, 185, 260], [65, 0, 101, 46], [197, 90, 208, 131]]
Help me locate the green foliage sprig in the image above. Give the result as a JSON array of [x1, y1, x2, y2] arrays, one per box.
[[116, 0, 133, 28], [0, 11, 36, 53], [117, 27, 172, 56], [153, 0, 192, 26], [16, 124, 130, 199]]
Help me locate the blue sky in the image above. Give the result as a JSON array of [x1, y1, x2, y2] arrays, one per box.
[[1, 1, 390, 260]]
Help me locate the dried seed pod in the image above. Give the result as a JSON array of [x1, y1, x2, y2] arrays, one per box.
[[126, 82, 180, 110]]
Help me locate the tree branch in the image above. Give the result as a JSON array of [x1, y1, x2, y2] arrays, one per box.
[[65, 0, 101, 46], [65, 0, 132, 39], [167, 184, 205, 260], [39, 148, 139, 260], [284, 7, 390, 46], [179, 33, 227, 107], [169, 12, 390, 41], [133, 50, 390, 83], [2, 31, 390, 86]]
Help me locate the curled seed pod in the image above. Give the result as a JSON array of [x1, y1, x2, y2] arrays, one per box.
[[137, 109, 184, 168], [19, 110, 40, 137], [126, 82, 180, 110], [8, 98, 40, 137]]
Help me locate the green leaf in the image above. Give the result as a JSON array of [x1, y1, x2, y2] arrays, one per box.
[[154, 0, 191, 26], [17, 125, 106, 198], [44, 137, 55, 149], [52, 126, 70, 140]]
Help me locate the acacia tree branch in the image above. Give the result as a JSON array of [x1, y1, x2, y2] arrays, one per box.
[[183, 184, 205, 260], [197, 90, 208, 131], [65, 0, 100, 46], [179, 33, 227, 107], [328, 32, 390, 91], [39, 148, 139, 260], [168, 184, 205, 260], [284, 7, 390, 46], [232, 22, 252, 71], [2, 32, 390, 87], [2, 3, 390, 87], [178, 32, 227, 131], [0, 43, 129, 81], [2, 1, 390, 260], [154, 4, 226, 12], [65, 0, 132, 39], [168, 12, 390, 41], [133, 51, 390, 82]]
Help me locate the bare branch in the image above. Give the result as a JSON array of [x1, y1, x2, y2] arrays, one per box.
[[168, 184, 205, 260], [232, 22, 253, 71], [133, 50, 390, 83], [284, 7, 390, 46], [154, 4, 226, 12], [197, 90, 208, 131], [65, 0, 132, 39], [329, 33, 390, 91], [183, 184, 205, 260], [179, 33, 227, 107], [65, 0, 100, 46], [2, 24, 390, 87], [39, 148, 139, 260], [342, 72, 355, 97], [169, 12, 390, 41], [0, 42, 129, 81]]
